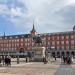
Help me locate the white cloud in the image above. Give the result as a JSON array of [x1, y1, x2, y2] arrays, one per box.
[[10, 7, 23, 17], [0, 4, 9, 14], [9, 0, 75, 33], [0, 0, 75, 33]]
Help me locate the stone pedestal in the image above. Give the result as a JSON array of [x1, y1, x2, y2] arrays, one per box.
[[32, 47, 45, 62]]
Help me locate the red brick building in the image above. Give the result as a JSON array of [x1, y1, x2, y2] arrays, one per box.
[[0, 24, 75, 57]]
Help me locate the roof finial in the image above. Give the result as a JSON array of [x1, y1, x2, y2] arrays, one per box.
[[4, 32, 5, 37]]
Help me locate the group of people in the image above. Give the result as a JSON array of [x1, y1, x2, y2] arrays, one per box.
[[0, 56, 11, 66], [43, 55, 73, 65], [62, 55, 73, 64]]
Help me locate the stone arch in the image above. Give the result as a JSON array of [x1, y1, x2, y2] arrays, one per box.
[[66, 51, 70, 56], [61, 52, 65, 56], [57, 52, 60, 58], [52, 52, 55, 57], [19, 48, 24, 53], [71, 51, 75, 57]]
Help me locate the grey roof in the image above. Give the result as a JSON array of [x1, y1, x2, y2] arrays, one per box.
[[0, 34, 31, 39], [39, 31, 74, 36]]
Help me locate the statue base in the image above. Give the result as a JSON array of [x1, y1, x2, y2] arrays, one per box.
[[32, 47, 45, 62]]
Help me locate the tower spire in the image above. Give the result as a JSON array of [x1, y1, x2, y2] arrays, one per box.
[[73, 25, 75, 30], [31, 20, 36, 33], [30, 20, 38, 36], [4, 32, 5, 37], [33, 21, 35, 31]]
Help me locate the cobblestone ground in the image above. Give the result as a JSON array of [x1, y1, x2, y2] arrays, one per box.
[[0, 58, 75, 75], [54, 64, 75, 75], [0, 62, 59, 75]]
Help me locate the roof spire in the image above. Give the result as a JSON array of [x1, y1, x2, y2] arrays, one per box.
[[73, 25, 75, 31], [4, 32, 5, 37], [33, 20, 35, 30], [31, 20, 36, 33]]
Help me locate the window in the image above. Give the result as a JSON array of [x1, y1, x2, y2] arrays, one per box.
[[52, 41, 55, 45], [21, 38, 23, 41], [5, 48, 8, 51], [25, 43, 27, 46], [15, 44, 17, 47], [12, 44, 14, 47], [44, 37, 46, 40], [61, 41, 64, 45], [16, 43, 19, 46], [17, 39, 19, 42], [5, 37, 7, 39], [61, 36, 64, 40], [12, 48, 14, 51], [66, 35, 69, 39], [9, 48, 11, 51], [71, 46, 74, 49], [57, 46, 59, 50], [62, 46, 64, 50], [21, 43, 23, 46], [25, 39, 27, 42], [12, 39, 14, 42], [9, 40, 11, 42], [66, 41, 69, 45], [27, 43, 30, 46], [57, 41, 59, 45], [57, 36, 59, 40], [32, 42, 34, 46], [15, 36, 18, 38], [1, 44, 3, 47], [10, 37, 12, 39], [15, 48, 16, 50], [48, 42, 50, 45], [27, 38, 30, 42], [52, 36, 54, 40], [71, 40, 74, 45], [1, 48, 3, 51], [4, 44, 6, 47], [9, 44, 11, 47], [48, 37, 50, 40], [66, 46, 69, 50], [71, 35, 74, 39], [15, 40, 17, 42], [6, 44, 8, 47], [22, 35, 24, 38]]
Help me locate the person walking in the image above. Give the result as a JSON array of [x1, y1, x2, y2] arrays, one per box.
[[26, 57, 28, 63]]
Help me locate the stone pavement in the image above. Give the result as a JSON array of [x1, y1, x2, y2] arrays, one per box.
[[54, 64, 75, 75], [0, 58, 75, 75], [0, 62, 59, 75]]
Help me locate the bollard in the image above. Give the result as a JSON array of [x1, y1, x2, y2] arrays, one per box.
[[17, 55, 19, 64]]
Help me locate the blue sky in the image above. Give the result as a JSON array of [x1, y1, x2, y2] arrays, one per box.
[[0, 0, 75, 35]]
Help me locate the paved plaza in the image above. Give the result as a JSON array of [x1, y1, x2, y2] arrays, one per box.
[[0, 58, 75, 75]]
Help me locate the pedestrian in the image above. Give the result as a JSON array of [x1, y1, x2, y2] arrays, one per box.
[[5, 56, 11, 67], [26, 57, 28, 63], [0, 56, 2, 63], [8, 56, 11, 66], [2, 56, 5, 65], [43, 57, 47, 64], [62, 56, 66, 64]]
